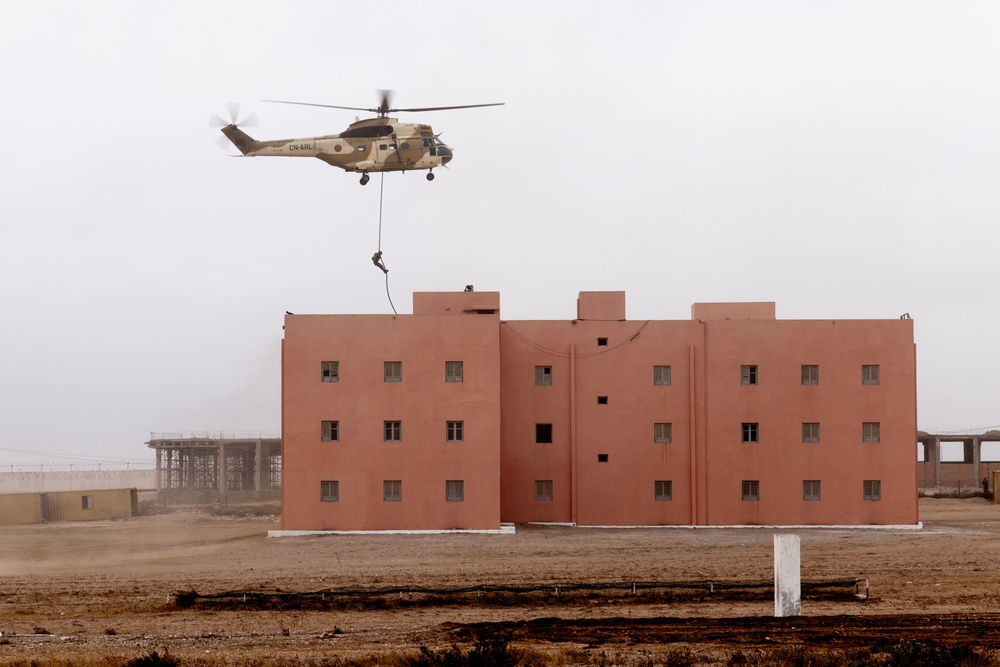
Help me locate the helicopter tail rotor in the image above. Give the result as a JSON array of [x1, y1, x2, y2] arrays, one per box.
[[211, 103, 259, 154], [210, 102, 259, 130]]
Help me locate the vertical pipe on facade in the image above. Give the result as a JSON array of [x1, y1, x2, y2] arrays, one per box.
[[570, 343, 578, 525], [688, 343, 698, 525]]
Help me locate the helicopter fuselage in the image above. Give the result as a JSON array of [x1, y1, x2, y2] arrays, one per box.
[[221, 116, 452, 175]]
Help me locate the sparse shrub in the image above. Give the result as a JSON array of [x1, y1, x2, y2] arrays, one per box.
[[105, 627, 117, 635], [407, 630, 526, 667], [31, 626, 50, 635], [888, 640, 981, 667], [121, 649, 180, 667]]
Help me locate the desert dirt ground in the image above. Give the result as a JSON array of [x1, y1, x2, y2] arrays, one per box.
[[1, 498, 999, 665]]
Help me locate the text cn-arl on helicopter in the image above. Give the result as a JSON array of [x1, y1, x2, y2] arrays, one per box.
[[212, 92, 504, 185]]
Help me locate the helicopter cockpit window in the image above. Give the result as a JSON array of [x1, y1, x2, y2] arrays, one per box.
[[422, 138, 432, 148]]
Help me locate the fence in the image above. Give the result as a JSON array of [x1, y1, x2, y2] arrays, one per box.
[[174, 577, 868, 610]]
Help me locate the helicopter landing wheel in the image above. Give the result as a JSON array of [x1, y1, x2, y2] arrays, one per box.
[[360, 174, 370, 186], [426, 171, 435, 181]]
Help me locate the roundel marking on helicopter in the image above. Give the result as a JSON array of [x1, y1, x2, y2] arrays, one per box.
[[334, 145, 343, 152]]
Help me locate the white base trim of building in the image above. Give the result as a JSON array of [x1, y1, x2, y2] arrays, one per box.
[[269, 523, 516, 537]]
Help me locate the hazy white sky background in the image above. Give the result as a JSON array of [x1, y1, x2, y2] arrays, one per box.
[[1, 1, 998, 465]]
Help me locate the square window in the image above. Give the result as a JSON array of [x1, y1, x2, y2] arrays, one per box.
[[801, 365, 819, 385], [320, 480, 339, 502], [741, 365, 758, 385], [864, 480, 882, 501], [597, 396, 608, 405], [536, 423, 553, 444], [597, 337, 608, 346], [802, 422, 820, 443], [321, 361, 340, 383], [445, 361, 464, 382], [446, 420, 464, 442], [654, 422, 672, 444], [446, 480, 464, 502], [863, 422, 881, 443], [384, 361, 402, 383], [384, 420, 402, 442], [803, 480, 821, 501], [741, 422, 759, 443], [383, 480, 402, 502], [535, 480, 553, 501], [654, 480, 672, 501], [653, 365, 672, 386], [535, 366, 552, 386], [321, 420, 339, 442], [597, 453, 609, 462], [862, 365, 880, 385], [82, 495, 94, 510], [742, 480, 760, 501]]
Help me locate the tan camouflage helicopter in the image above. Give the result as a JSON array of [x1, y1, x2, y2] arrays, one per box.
[[212, 91, 504, 185]]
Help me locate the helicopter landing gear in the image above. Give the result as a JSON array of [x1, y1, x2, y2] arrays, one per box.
[[360, 173, 370, 186], [426, 171, 435, 182]]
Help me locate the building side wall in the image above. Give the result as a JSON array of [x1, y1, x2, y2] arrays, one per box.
[[499, 320, 704, 525], [281, 313, 502, 531], [701, 319, 918, 525], [44, 489, 137, 522], [0, 493, 44, 525]]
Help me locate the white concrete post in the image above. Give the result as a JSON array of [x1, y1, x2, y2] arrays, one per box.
[[774, 534, 801, 617]]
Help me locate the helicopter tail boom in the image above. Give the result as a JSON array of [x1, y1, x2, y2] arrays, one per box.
[[220, 125, 260, 156]]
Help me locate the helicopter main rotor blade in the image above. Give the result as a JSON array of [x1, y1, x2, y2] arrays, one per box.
[[263, 100, 380, 113], [263, 99, 505, 115], [393, 102, 506, 113]]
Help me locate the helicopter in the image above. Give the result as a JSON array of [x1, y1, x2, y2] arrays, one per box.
[[212, 92, 504, 185]]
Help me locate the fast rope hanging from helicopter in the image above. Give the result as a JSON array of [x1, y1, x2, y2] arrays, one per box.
[[371, 173, 397, 315]]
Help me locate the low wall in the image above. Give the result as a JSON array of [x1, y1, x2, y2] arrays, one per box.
[[0, 470, 155, 494]]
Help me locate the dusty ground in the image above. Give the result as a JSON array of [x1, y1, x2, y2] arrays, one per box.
[[1, 498, 999, 665]]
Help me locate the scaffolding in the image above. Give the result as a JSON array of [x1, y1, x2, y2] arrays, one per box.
[[147, 433, 281, 503]]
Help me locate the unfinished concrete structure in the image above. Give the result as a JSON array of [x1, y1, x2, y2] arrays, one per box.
[[146, 432, 282, 503], [917, 428, 1000, 493]]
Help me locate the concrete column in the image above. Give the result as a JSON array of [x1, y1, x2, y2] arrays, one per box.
[[154, 448, 162, 491], [973, 437, 982, 489], [219, 442, 227, 498], [933, 436, 941, 487], [255, 439, 263, 492], [774, 534, 801, 617]]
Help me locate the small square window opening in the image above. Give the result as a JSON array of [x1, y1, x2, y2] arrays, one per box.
[[862, 365, 880, 385], [535, 366, 552, 386], [446, 480, 464, 502], [320, 480, 339, 502], [321, 420, 339, 442], [803, 480, 821, 501], [802, 422, 820, 443], [384, 361, 402, 382], [863, 422, 881, 443], [741, 365, 758, 385], [383, 480, 402, 502], [535, 480, 553, 501], [653, 365, 672, 386], [536, 423, 553, 444], [864, 480, 882, 501], [654, 480, 672, 501], [321, 361, 340, 383], [742, 422, 759, 444], [445, 361, 464, 382], [654, 422, 672, 444], [384, 420, 402, 442], [742, 480, 760, 501], [801, 365, 819, 385], [446, 421, 464, 442]]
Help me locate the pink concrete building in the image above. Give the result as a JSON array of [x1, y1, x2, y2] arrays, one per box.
[[280, 291, 917, 531]]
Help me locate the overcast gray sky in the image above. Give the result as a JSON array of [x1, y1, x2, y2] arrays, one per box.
[[2, 1, 998, 465]]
